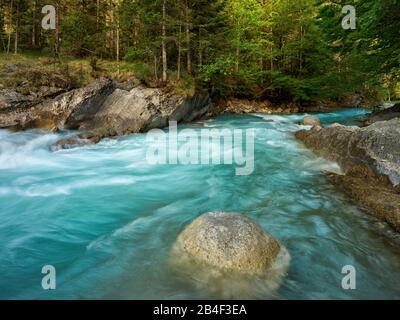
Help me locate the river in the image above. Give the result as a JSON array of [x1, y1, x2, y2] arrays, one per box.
[[1, 108, 400, 300]]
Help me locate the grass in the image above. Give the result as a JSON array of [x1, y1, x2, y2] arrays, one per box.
[[0, 51, 93, 92], [0, 51, 196, 96]]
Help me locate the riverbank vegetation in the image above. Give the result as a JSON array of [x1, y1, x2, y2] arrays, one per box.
[[0, 0, 398, 103]]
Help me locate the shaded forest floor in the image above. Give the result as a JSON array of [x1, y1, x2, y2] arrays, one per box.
[[1, 52, 396, 111], [0, 51, 195, 96]]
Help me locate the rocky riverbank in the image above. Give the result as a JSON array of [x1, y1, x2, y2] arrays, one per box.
[[361, 103, 400, 126], [3, 75, 399, 234], [295, 118, 400, 232], [207, 98, 301, 116], [0, 77, 213, 149]]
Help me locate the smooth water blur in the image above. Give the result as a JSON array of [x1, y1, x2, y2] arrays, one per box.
[[1, 108, 400, 300]]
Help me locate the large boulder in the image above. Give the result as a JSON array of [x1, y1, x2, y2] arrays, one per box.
[[0, 78, 115, 131], [296, 119, 400, 185], [58, 86, 213, 144], [170, 212, 290, 298], [362, 104, 400, 126], [295, 119, 400, 231], [1, 77, 213, 148]]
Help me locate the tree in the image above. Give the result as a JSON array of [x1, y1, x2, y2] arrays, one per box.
[[1, 0, 398, 102], [161, 0, 168, 81]]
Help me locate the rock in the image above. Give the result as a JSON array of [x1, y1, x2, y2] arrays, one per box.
[[303, 115, 321, 126], [0, 89, 32, 111], [171, 93, 213, 123], [51, 135, 99, 151], [296, 119, 400, 185], [0, 78, 115, 130], [2, 63, 23, 74], [170, 212, 290, 298], [207, 98, 300, 116], [343, 94, 365, 108], [2, 77, 213, 147], [295, 119, 400, 231], [116, 76, 142, 91], [362, 104, 400, 126], [173, 212, 282, 273], [326, 170, 400, 232], [66, 86, 213, 141], [37, 86, 66, 99]]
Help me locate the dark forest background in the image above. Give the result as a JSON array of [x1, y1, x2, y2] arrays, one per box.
[[0, 0, 399, 103]]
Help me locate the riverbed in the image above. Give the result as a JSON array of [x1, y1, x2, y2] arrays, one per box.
[[1, 108, 400, 300]]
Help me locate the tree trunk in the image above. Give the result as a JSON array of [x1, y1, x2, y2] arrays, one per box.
[[154, 54, 159, 81], [198, 27, 202, 66], [7, 0, 14, 54], [269, 2, 273, 71], [235, 25, 240, 73], [32, 0, 37, 48], [177, 23, 182, 81], [116, 5, 120, 73], [110, 0, 115, 59], [162, 0, 168, 82], [96, 0, 100, 54], [185, 0, 191, 74], [299, 25, 303, 73], [54, 3, 60, 57], [14, 1, 19, 54], [133, 16, 138, 47], [116, 0, 120, 61]]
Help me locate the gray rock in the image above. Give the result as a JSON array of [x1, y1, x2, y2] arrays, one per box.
[[0, 89, 31, 111], [2, 77, 213, 147], [295, 119, 400, 231], [170, 212, 290, 298], [303, 115, 321, 127], [0, 78, 115, 130], [51, 136, 99, 151], [116, 76, 142, 91], [67, 86, 213, 141], [171, 94, 213, 122], [296, 119, 400, 186], [172, 212, 284, 273], [362, 104, 400, 126]]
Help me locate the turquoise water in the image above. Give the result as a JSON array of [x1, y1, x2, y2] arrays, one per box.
[[1, 108, 400, 300]]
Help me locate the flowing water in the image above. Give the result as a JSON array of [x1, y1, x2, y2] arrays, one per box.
[[1, 109, 400, 300]]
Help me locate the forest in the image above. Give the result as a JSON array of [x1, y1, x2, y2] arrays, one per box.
[[0, 0, 399, 103]]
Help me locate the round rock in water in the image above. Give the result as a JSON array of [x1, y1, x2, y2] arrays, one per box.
[[170, 212, 290, 298], [303, 115, 321, 127]]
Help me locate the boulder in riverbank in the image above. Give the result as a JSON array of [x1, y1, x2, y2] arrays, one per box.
[[1, 77, 213, 147], [62, 86, 213, 142], [362, 104, 400, 126], [0, 78, 115, 131], [295, 119, 400, 231]]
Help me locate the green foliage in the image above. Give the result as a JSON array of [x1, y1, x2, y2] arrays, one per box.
[[0, 0, 398, 102]]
